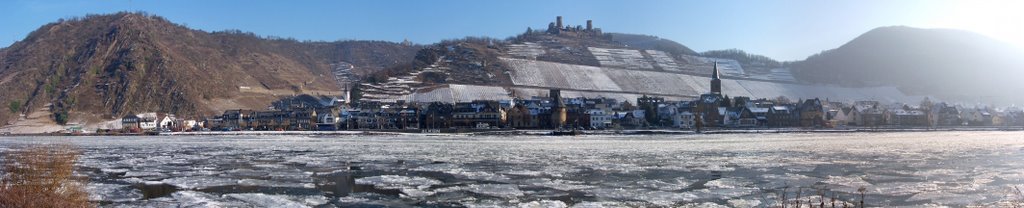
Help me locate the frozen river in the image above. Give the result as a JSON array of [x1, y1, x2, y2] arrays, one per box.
[[2, 131, 1024, 207]]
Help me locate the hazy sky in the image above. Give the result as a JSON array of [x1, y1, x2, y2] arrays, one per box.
[[1, 0, 1022, 61]]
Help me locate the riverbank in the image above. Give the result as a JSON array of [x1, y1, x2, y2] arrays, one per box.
[[3, 126, 1022, 137]]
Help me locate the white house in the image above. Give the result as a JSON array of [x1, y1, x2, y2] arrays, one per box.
[[156, 114, 175, 130], [673, 111, 695, 129], [139, 117, 157, 130], [183, 120, 199, 130], [827, 108, 850, 127], [588, 109, 611, 129]]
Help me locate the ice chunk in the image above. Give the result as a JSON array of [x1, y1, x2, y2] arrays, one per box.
[[678, 202, 729, 208], [354, 175, 442, 190], [458, 171, 511, 182], [226, 168, 269, 178], [413, 163, 510, 182], [172, 191, 245, 208], [570, 201, 629, 208], [586, 163, 644, 173], [727, 198, 762, 207], [782, 165, 816, 172], [587, 188, 698, 206], [691, 187, 757, 199], [761, 173, 821, 188], [704, 177, 753, 189], [225, 193, 310, 208], [503, 170, 546, 177], [523, 178, 595, 191], [238, 178, 314, 188], [281, 195, 330, 207], [161, 176, 237, 189], [123, 171, 166, 178], [907, 191, 987, 205], [86, 183, 142, 202], [466, 184, 525, 198], [437, 184, 525, 198], [518, 200, 568, 208], [872, 182, 940, 196], [636, 177, 693, 191], [100, 168, 130, 175], [822, 175, 872, 193], [103, 197, 179, 208], [399, 188, 436, 198], [693, 164, 736, 172]]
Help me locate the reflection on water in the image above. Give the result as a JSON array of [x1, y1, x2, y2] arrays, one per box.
[[2, 131, 1024, 207]]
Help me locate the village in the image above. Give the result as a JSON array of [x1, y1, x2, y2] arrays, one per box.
[[111, 63, 1024, 134]]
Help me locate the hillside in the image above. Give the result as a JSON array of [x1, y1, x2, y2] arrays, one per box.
[[790, 26, 1024, 103], [608, 33, 698, 56], [0, 12, 418, 126], [353, 18, 912, 105], [699, 49, 782, 74], [366, 25, 709, 89]]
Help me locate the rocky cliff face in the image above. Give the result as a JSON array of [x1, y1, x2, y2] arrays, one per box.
[[0, 12, 418, 124]]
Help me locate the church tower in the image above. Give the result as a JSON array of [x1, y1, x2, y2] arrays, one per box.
[[710, 61, 722, 94]]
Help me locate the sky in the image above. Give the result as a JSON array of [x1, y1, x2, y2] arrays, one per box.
[[1, 0, 1022, 61]]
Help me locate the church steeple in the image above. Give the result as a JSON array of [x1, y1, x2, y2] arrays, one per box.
[[711, 61, 721, 79], [710, 61, 722, 94]]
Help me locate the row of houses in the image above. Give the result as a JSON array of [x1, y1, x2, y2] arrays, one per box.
[[121, 63, 1024, 131], [121, 112, 204, 132], [320, 61, 1024, 130], [123, 94, 1024, 132], [823, 100, 1024, 128], [208, 95, 341, 131], [640, 96, 1024, 129]]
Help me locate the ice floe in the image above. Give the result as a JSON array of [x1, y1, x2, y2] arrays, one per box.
[[86, 183, 143, 202], [161, 176, 238, 189], [225, 193, 310, 207], [355, 175, 442, 190], [518, 200, 569, 208], [437, 184, 525, 199], [587, 188, 698, 206]]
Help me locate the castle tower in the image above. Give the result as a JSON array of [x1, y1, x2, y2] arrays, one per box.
[[586, 20, 593, 30], [556, 16, 563, 29], [710, 61, 722, 94]]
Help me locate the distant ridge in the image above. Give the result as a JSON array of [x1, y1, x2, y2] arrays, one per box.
[[790, 26, 1024, 104]]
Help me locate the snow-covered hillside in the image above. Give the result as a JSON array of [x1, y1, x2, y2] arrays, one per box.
[[503, 58, 913, 102]]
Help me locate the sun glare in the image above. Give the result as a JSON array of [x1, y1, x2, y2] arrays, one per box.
[[928, 0, 1024, 48]]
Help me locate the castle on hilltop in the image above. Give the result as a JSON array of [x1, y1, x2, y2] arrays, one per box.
[[546, 16, 602, 36]]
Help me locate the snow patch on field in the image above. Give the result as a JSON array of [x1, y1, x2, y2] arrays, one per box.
[[646, 50, 683, 72], [589, 47, 654, 70], [507, 42, 546, 59]]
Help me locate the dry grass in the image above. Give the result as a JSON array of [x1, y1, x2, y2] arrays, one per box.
[[0, 145, 92, 208], [771, 185, 866, 208], [1007, 186, 1024, 208]]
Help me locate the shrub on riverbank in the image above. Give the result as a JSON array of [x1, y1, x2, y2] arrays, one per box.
[[768, 186, 866, 208], [0, 145, 92, 208]]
